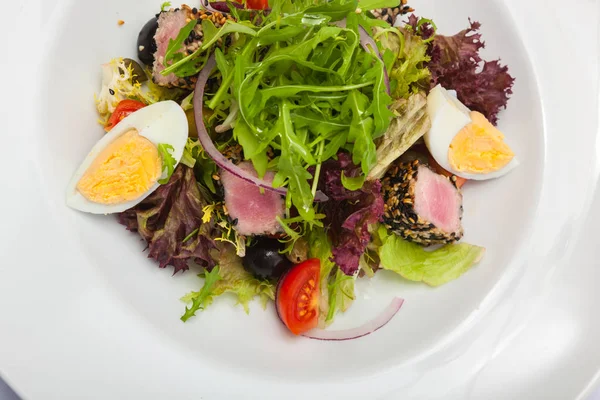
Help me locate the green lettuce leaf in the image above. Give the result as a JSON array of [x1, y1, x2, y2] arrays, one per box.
[[341, 171, 365, 190], [308, 228, 355, 327], [180, 243, 275, 320], [180, 138, 218, 195], [376, 25, 431, 99], [377, 226, 485, 286]]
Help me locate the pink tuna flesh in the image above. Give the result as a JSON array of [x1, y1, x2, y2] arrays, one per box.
[[220, 162, 284, 236], [413, 166, 462, 234], [152, 10, 187, 87]]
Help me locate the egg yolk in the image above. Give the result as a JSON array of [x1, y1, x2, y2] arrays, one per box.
[[77, 130, 162, 204], [448, 111, 515, 174]]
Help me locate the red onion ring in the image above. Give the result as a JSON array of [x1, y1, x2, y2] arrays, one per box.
[[193, 54, 329, 202], [302, 297, 404, 341]]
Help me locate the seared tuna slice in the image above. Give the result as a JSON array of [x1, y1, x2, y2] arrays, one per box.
[[220, 162, 284, 236], [382, 160, 463, 245], [151, 6, 233, 89], [152, 9, 189, 88]]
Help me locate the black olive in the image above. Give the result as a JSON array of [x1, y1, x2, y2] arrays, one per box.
[[121, 58, 148, 84], [137, 17, 158, 66], [242, 237, 293, 280]]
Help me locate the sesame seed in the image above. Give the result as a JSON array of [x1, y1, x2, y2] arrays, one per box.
[[109, 89, 115, 95], [138, 45, 145, 51]]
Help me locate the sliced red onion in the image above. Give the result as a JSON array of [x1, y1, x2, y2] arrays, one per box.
[[358, 25, 391, 95], [193, 54, 329, 202], [358, 25, 378, 54], [302, 297, 404, 341], [199, 0, 243, 13]]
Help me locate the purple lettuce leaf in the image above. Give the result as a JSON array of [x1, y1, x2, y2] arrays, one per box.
[[318, 153, 384, 276], [119, 164, 216, 273], [407, 16, 515, 125]]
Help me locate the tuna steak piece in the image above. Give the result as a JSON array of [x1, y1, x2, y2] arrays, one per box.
[[152, 9, 189, 88], [150, 7, 233, 89], [220, 162, 284, 236], [382, 160, 463, 245]]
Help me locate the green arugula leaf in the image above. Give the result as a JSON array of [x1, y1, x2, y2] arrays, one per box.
[[342, 90, 377, 174], [233, 119, 269, 178], [181, 266, 222, 322], [158, 143, 176, 184], [277, 101, 316, 221], [163, 19, 198, 69], [305, 0, 358, 20], [364, 56, 394, 137], [358, 0, 399, 11], [204, 2, 394, 223], [207, 48, 235, 110], [201, 20, 257, 50], [257, 25, 306, 45], [357, 9, 392, 30], [161, 18, 256, 78], [160, 1, 171, 11]]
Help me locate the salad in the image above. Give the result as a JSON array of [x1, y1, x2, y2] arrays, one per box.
[[65, 0, 516, 340]]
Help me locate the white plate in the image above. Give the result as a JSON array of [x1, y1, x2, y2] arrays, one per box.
[[0, 0, 597, 398]]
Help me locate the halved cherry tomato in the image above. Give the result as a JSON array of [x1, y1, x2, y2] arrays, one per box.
[[276, 258, 320, 335], [428, 155, 467, 188], [245, 0, 269, 10], [105, 99, 146, 132]]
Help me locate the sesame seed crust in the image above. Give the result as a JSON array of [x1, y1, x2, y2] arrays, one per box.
[[381, 160, 464, 246]]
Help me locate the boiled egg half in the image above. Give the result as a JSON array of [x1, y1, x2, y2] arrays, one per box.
[[425, 85, 518, 180], [66, 100, 187, 214]]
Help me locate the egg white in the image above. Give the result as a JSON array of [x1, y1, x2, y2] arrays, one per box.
[[425, 85, 519, 181], [66, 100, 188, 214]]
